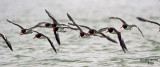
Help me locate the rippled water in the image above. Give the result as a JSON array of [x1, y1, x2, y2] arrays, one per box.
[[0, 0, 160, 67]]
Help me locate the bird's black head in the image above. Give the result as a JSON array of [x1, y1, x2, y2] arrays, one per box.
[[88, 30, 95, 34], [45, 23, 51, 27], [21, 29, 26, 33], [108, 28, 114, 33], [51, 24, 57, 27], [53, 27, 59, 31], [20, 29, 26, 35], [122, 25, 128, 29], [35, 33, 41, 38], [33, 33, 41, 39], [80, 32, 85, 37]]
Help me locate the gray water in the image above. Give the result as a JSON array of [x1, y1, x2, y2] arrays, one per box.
[[0, 0, 160, 67]]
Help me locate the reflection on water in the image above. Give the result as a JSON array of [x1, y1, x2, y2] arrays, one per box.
[[0, 0, 160, 67]]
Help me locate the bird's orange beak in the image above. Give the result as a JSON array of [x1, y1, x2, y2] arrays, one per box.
[[106, 29, 109, 33], [50, 25, 53, 27], [52, 28, 55, 31], [120, 25, 123, 29], [79, 34, 81, 37], [87, 32, 90, 34], [19, 31, 22, 35], [33, 36, 37, 39]]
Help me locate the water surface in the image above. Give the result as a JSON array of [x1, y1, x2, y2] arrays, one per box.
[[0, 0, 160, 67]]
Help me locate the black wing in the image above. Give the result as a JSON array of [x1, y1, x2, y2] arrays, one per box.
[[33, 31, 57, 53], [69, 24, 117, 43], [137, 17, 160, 26], [33, 31, 39, 34], [33, 26, 52, 28], [67, 25, 79, 30], [0, 33, 13, 51], [67, 13, 84, 33], [112, 28, 128, 53], [68, 23, 76, 26], [6, 19, 24, 29], [55, 26, 78, 30], [136, 17, 148, 22], [45, 9, 59, 24], [29, 22, 51, 29], [99, 33, 118, 43], [68, 23, 92, 30], [131, 25, 144, 37], [58, 24, 67, 26], [109, 17, 128, 25], [97, 27, 109, 33], [46, 37, 57, 53], [53, 31, 60, 45]]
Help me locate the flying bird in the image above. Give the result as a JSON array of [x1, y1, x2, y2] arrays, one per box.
[[45, 9, 66, 28], [67, 13, 91, 38], [68, 23, 118, 43], [109, 17, 144, 37], [33, 31, 57, 53], [6, 19, 35, 35], [28, 9, 67, 30], [24, 9, 66, 29], [52, 25, 78, 45], [104, 27, 128, 53], [31, 21, 78, 45], [137, 17, 160, 32], [30, 22, 53, 28]]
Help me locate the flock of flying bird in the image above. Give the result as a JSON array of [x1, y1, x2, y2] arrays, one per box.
[[0, 9, 160, 53]]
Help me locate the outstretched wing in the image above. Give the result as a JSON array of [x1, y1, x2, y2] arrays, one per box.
[[97, 27, 110, 33], [99, 33, 118, 43], [32, 31, 40, 34], [6, 19, 24, 29], [109, 17, 128, 25], [0, 33, 13, 51], [58, 24, 67, 26], [67, 13, 84, 33], [112, 28, 128, 53], [33, 31, 57, 53], [46, 37, 57, 53], [136, 17, 148, 22], [68, 23, 91, 30], [67, 25, 79, 30], [45, 9, 59, 24], [53, 31, 60, 45], [137, 17, 160, 26], [29, 22, 51, 29], [131, 25, 144, 37]]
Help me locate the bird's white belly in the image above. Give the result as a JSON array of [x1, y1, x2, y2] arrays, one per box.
[[58, 28, 65, 32], [110, 30, 117, 34], [125, 26, 132, 30], [82, 34, 91, 38], [57, 24, 63, 27], [23, 30, 33, 34], [39, 36, 46, 39]]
